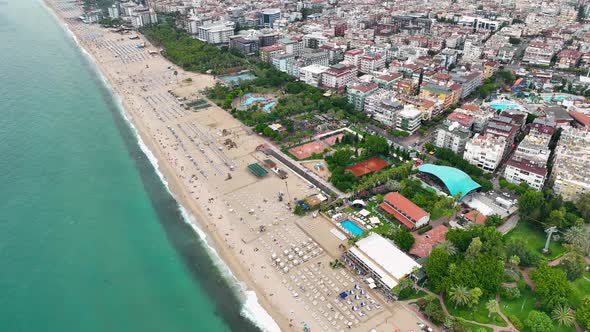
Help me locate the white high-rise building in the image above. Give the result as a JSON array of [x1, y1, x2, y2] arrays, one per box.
[[463, 134, 507, 172]]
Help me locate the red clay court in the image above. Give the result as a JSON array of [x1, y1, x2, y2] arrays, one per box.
[[346, 156, 390, 177], [288, 141, 328, 160], [321, 133, 345, 147]]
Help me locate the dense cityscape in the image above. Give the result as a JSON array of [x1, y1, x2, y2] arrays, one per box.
[[65, 0, 590, 331]]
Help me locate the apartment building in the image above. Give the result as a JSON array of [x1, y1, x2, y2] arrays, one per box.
[[347, 83, 379, 111], [419, 83, 460, 111], [504, 158, 547, 190], [396, 106, 422, 135], [433, 121, 472, 154], [321, 64, 356, 90], [522, 41, 554, 66], [452, 71, 483, 99], [373, 73, 402, 89], [463, 133, 508, 172], [344, 49, 365, 69], [364, 89, 402, 127], [550, 127, 590, 201], [197, 21, 234, 44], [299, 64, 329, 87], [359, 53, 385, 74]]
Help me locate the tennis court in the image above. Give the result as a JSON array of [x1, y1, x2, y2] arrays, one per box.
[[288, 141, 328, 160], [321, 133, 345, 146], [345, 156, 389, 177]]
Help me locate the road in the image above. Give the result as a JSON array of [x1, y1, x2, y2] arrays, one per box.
[[497, 213, 519, 235]]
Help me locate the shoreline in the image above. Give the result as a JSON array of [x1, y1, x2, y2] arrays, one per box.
[[41, 2, 426, 332], [41, 1, 286, 331]]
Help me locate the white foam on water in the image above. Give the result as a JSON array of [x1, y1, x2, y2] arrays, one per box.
[[43, 3, 281, 330]]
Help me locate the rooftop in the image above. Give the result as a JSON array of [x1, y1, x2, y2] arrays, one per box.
[[409, 225, 448, 258], [417, 164, 481, 200], [354, 233, 421, 283]]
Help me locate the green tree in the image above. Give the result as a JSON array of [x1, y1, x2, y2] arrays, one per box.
[[293, 204, 305, 216], [362, 135, 389, 156], [465, 237, 483, 260], [564, 225, 590, 255], [551, 304, 575, 327], [485, 299, 496, 318], [508, 255, 521, 269], [328, 148, 354, 168], [518, 190, 544, 217], [468, 287, 483, 308], [525, 310, 554, 332], [392, 229, 416, 252], [505, 238, 540, 266], [559, 252, 586, 280], [575, 192, 590, 220], [424, 247, 451, 292], [530, 264, 571, 310], [576, 296, 590, 329], [485, 214, 503, 227], [437, 240, 457, 256], [449, 285, 471, 308]]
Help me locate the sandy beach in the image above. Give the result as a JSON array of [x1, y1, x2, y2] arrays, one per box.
[[43, 1, 428, 331]]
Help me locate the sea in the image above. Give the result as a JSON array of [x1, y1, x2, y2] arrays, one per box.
[[0, 1, 272, 331]]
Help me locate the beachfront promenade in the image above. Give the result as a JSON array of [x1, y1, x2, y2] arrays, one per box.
[[47, 1, 427, 331]]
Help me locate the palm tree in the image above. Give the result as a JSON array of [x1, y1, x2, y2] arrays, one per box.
[[485, 299, 497, 318], [552, 305, 575, 327], [564, 225, 590, 254], [437, 240, 457, 256], [449, 285, 470, 308]]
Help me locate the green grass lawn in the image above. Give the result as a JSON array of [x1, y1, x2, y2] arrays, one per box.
[[445, 297, 508, 327], [499, 285, 577, 332], [499, 286, 535, 327], [398, 289, 427, 301], [461, 321, 493, 332], [570, 275, 590, 308], [504, 222, 565, 260]]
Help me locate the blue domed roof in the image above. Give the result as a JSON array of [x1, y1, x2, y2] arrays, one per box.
[[418, 164, 481, 200]]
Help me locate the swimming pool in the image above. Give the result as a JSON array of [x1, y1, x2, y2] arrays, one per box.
[[489, 103, 518, 110], [340, 220, 364, 236], [263, 101, 276, 112], [543, 96, 567, 101], [219, 73, 254, 84], [241, 95, 267, 107]]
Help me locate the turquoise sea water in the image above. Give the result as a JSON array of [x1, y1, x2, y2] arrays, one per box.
[[0, 1, 261, 331]]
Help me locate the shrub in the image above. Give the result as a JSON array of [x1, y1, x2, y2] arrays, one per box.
[[417, 224, 433, 234], [509, 315, 524, 330]]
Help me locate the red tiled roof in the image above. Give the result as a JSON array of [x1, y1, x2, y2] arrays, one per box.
[[569, 111, 590, 127], [376, 73, 402, 82], [409, 225, 448, 257], [461, 103, 480, 111], [345, 49, 364, 55], [379, 202, 415, 229], [380, 192, 430, 229], [506, 158, 548, 176], [464, 210, 486, 225], [259, 45, 283, 52], [349, 83, 378, 93]]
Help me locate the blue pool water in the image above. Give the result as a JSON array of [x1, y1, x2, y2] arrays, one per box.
[[263, 101, 276, 112], [242, 95, 267, 107], [340, 220, 364, 236], [489, 103, 518, 110], [219, 73, 254, 84], [543, 96, 566, 101]]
